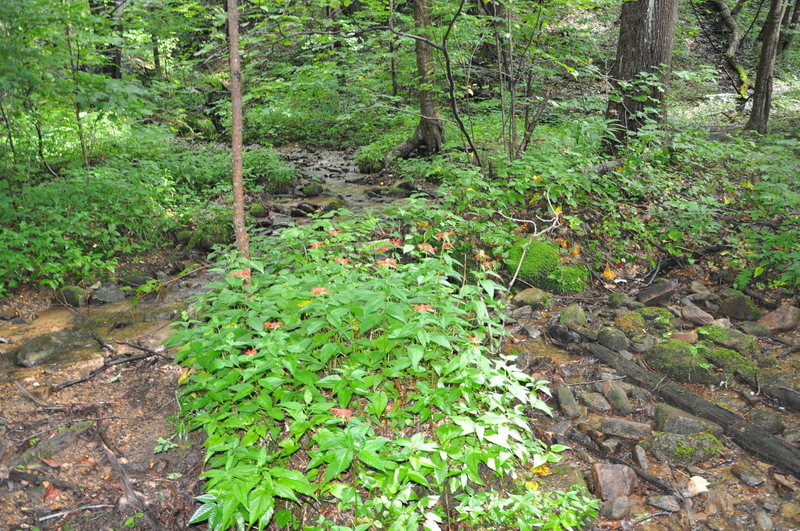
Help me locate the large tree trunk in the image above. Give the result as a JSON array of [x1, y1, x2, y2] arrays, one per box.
[[745, 0, 789, 133], [779, 0, 800, 54], [386, 0, 444, 165], [605, 0, 679, 151], [227, 0, 250, 264]]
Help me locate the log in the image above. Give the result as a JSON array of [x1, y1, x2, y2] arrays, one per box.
[[581, 343, 800, 479]]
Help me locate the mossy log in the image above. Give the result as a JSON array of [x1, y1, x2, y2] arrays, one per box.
[[581, 343, 800, 479]]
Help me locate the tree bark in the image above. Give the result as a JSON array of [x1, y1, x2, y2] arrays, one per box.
[[605, 0, 679, 151], [227, 0, 250, 264], [745, 0, 789, 133], [386, 0, 444, 165], [779, 0, 800, 53], [708, 0, 750, 99]]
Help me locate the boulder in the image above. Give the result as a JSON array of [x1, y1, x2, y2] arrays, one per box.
[[749, 409, 785, 435], [600, 496, 629, 519], [559, 304, 586, 330], [758, 304, 800, 333], [556, 386, 583, 419], [598, 327, 629, 351], [739, 321, 771, 337], [579, 392, 611, 411], [719, 291, 762, 321], [669, 331, 698, 344], [648, 432, 722, 466], [90, 283, 126, 305], [15, 330, 92, 367], [636, 281, 676, 306], [512, 287, 552, 310], [591, 463, 636, 500], [56, 286, 89, 307], [647, 495, 680, 512], [654, 403, 723, 436], [600, 417, 652, 440], [600, 380, 633, 415]]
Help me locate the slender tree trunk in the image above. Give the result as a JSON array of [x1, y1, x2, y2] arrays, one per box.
[[65, 24, 90, 173], [605, 0, 679, 151], [709, 0, 751, 98], [227, 0, 250, 264], [0, 95, 17, 163], [152, 34, 161, 76], [779, 0, 800, 53], [745, 0, 790, 133]]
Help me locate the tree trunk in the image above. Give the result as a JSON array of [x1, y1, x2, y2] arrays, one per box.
[[605, 0, 679, 151], [227, 0, 250, 265], [779, 0, 800, 53], [745, 0, 789, 133], [152, 34, 161, 77], [708, 0, 751, 99], [386, 0, 444, 165]]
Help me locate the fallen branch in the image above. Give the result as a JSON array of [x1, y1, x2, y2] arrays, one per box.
[[8, 469, 82, 492], [38, 503, 115, 522], [14, 381, 50, 407], [52, 352, 154, 392]]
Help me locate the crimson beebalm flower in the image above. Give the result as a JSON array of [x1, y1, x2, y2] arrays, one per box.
[[412, 304, 434, 313], [418, 243, 436, 254], [264, 321, 283, 330], [469, 336, 480, 346], [329, 229, 341, 235], [436, 231, 455, 240], [331, 407, 352, 422], [311, 287, 329, 296], [333, 257, 350, 266], [376, 258, 398, 268], [310, 241, 324, 249], [475, 250, 488, 261], [442, 242, 454, 250], [390, 238, 402, 246], [481, 260, 496, 269], [244, 348, 257, 356], [231, 269, 250, 279]]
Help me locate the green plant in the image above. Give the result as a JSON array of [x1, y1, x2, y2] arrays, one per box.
[[123, 513, 144, 529], [153, 436, 178, 454]]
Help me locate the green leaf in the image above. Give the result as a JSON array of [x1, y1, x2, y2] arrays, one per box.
[[370, 390, 389, 417]]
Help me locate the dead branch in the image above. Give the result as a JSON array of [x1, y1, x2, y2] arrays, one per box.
[[52, 352, 154, 392], [38, 503, 115, 522]]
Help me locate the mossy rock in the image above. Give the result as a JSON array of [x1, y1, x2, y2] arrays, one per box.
[[323, 198, 347, 213], [697, 325, 759, 357], [638, 307, 674, 324], [559, 304, 587, 329], [719, 290, 762, 321], [249, 203, 269, 218], [176, 229, 193, 245], [648, 432, 723, 466], [702, 345, 758, 382], [504, 239, 560, 285], [645, 339, 721, 385], [187, 210, 234, 251], [56, 285, 89, 307], [542, 265, 590, 294], [387, 187, 410, 198], [615, 312, 646, 336], [302, 183, 325, 197], [512, 287, 552, 310]]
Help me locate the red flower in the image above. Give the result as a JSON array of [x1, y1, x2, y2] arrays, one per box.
[[231, 269, 251, 279], [442, 242, 454, 250], [469, 336, 480, 346], [376, 258, 398, 268], [310, 241, 324, 249], [481, 260, 496, 269], [475, 250, 488, 261], [264, 321, 283, 330], [329, 229, 341, 235], [311, 287, 329, 296], [436, 231, 455, 240], [412, 304, 435, 313], [390, 239, 402, 246], [333, 257, 350, 266], [331, 407, 352, 422], [418, 243, 436, 254], [244, 348, 257, 356]]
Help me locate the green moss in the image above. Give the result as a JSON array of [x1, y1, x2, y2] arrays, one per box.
[[249, 203, 268, 218], [649, 432, 723, 465], [697, 325, 759, 357], [645, 339, 721, 384], [702, 346, 757, 381], [542, 265, 589, 294], [504, 239, 560, 285], [638, 307, 673, 324], [615, 312, 646, 336]]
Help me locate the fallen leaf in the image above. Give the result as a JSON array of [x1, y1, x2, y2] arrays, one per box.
[[524, 480, 539, 491], [686, 475, 709, 496], [42, 481, 60, 500]]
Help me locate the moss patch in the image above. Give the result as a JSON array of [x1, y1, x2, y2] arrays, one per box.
[[648, 432, 723, 466], [645, 339, 721, 385], [702, 345, 758, 382], [615, 312, 646, 336], [542, 265, 589, 294], [697, 325, 759, 357], [638, 307, 674, 324], [504, 239, 560, 285]]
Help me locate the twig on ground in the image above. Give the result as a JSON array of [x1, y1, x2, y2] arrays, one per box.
[[14, 381, 50, 407], [630, 512, 670, 526], [38, 504, 115, 522], [53, 352, 154, 392]]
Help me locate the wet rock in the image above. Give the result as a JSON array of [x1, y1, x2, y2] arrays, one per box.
[[600, 380, 633, 415], [629, 333, 654, 353], [739, 321, 771, 337], [654, 403, 723, 437], [0, 307, 16, 320], [637, 281, 677, 306], [90, 283, 126, 305], [579, 392, 611, 411], [754, 510, 773, 530], [732, 465, 766, 487], [669, 331, 698, 344], [686, 476, 709, 497], [779, 501, 800, 520], [598, 327, 630, 351], [15, 330, 93, 367], [690, 281, 712, 294], [559, 304, 586, 330], [634, 445, 649, 470], [600, 496, 630, 519], [522, 325, 541, 339], [719, 291, 762, 321], [600, 417, 651, 440], [697, 325, 759, 357], [647, 495, 680, 512], [648, 432, 723, 465], [591, 463, 637, 500], [547, 325, 583, 344], [510, 305, 533, 319], [614, 312, 645, 336], [301, 183, 325, 197], [682, 304, 714, 325], [645, 339, 721, 385], [556, 386, 583, 419], [687, 292, 719, 302], [608, 293, 643, 309], [11, 317, 29, 325], [512, 287, 551, 310], [758, 304, 800, 333], [600, 438, 622, 454], [749, 409, 784, 435], [710, 317, 732, 328], [705, 490, 732, 515], [386, 187, 410, 198], [56, 285, 89, 307]]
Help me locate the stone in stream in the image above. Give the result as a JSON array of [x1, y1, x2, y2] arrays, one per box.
[[600, 417, 652, 440], [633, 445, 649, 470], [719, 290, 762, 321], [739, 321, 771, 337], [608, 293, 643, 309], [754, 510, 773, 531], [600, 496, 630, 519], [301, 182, 324, 197], [559, 304, 586, 330], [599, 380, 633, 415], [636, 281, 677, 306], [731, 464, 766, 487], [758, 304, 800, 333], [512, 287, 551, 310], [591, 463, 637, 500], [647, 495, 680, 512], [556, 386, 583, 419], [597, 327, 629, 351], [648, 432, 723, 466], [654, 403, 723, 437], [749, 409, 785, 435], [90, 283, 126, 305], [778, 501, 800, 520], [578, 392, 611, 412], [56, 285, 89, 307], [690, 280, 712, 294], [681, 304, 714, 325], [669, 331, 698, 344], [614, 312, 646, 336], [15, 330, 93, 367]]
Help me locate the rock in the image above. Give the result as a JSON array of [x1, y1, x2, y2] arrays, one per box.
[[669, 331, 698, 344], [600, 496, 630, 519], [754, 510, 773, 531], [547, 325, 583, 344], [682, 304, 714, 325], [739, 321, 771, 337], [510, 305, 533, 319], [629, 333, 654, 353], [301, 183, 325, 197], [386, 187, 410, 198], [749, 409, 784, 435], [15, 330, 93, 367], [608, 293, 642, 309], [614, 312, 646, 336], [697, 324, 759, 357], [600, 380, 633, 415], [597, 327, 629, 352], [705, 490, 732, 515], [647, 495, 680, 512], [732, 465, 766, 487], [559, 304, 586, 330], [600, 417, 652, 440], [645, 339, 721, 385], [10, 317, 28, 325], [634, 445, 649, 470], [690, 281, 712, 294], [90, 283, 126, 304], [648, 432, 722, 465], [758, 304, 800, 333], [636, 281, 677, 306], [778, 501, 800, 520], [654, 403, 723, 436], [523, 325, 541, 339], [591, 463, 637, 500], [249, 203, 269, 218], [600, 438, 622, 454], [579, 392, 611, 411], [686, 476, 709, 497], [512, 287, 552, 310], [0, 307, 16, 320], [710, 318, 732, 328], [55, 285, 90, 307], [719, 291, 762, 321], [556, 386, 583, 419]]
